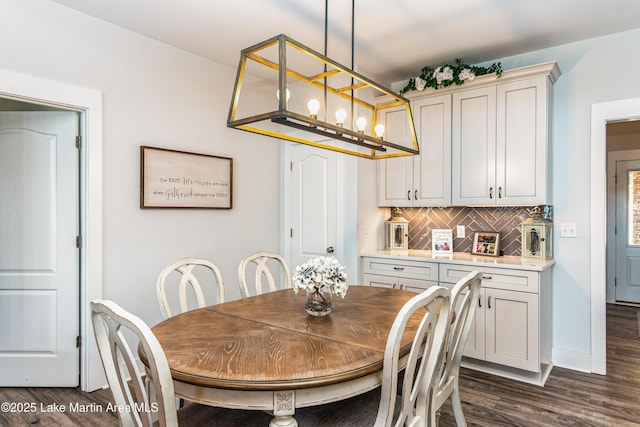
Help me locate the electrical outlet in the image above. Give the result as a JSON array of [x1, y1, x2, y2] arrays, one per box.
[[456, 225, 466, 238], [560, 222, 577, 237]]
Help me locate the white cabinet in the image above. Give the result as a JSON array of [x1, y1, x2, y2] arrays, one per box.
[[452, 65, 558, 206], [378, 94, 452, 207], [362, 256, 438, 292], [439, 263, 552, 381], [379, 61, 559, 208]]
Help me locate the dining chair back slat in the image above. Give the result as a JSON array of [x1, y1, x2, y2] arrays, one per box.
[[237, 252, 291, 298], [156, 257, 225, 319]]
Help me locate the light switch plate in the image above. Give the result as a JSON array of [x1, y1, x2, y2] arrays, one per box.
[[560, 223, 577, 237], [456, 225, 466, 238]]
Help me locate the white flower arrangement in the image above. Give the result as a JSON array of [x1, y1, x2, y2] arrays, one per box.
[[292, 256, 349, 298], [400, 59, 502, 94]]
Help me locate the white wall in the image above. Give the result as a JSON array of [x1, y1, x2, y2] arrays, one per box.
[[0, 0, 283, 328]]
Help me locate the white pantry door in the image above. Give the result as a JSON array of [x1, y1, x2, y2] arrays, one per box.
[[289, 144, 338, 270], [0, 111, 80, 386]]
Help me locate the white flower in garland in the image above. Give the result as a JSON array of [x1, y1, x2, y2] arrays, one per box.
[[293, 256, 349, 298], [415, 76, 427, 91], [459, 68, 476, 82]]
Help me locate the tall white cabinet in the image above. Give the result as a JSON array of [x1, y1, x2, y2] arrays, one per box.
[[378, 62, 560, 207]]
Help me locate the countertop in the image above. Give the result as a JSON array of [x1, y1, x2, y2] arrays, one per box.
[[361, 249, 555, 272]]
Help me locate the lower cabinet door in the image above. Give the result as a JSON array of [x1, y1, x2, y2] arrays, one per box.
[[484, 288, 539, 372]]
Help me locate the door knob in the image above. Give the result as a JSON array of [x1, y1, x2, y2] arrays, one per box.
[[326, 246, 334, 253]]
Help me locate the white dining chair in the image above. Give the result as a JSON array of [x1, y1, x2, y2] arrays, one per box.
[[156, 257, 225, 319], [237, 251, 291, 298], [91, 299, 272, 427], [429, 270, 483, 426], [295, 285, 451, 427]]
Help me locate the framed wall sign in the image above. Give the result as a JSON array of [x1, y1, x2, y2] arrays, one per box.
[[140, 146, 232, 209], [471, 231, 501, 256]]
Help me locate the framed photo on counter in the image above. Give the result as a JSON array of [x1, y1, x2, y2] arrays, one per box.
[[471, 231, 500, 256], [432, 229, 453, 254]]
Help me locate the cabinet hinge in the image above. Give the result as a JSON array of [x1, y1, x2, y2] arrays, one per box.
[[290, 161, 293, 172], [76, 235, 82, 248], [290, 228, 293, 238], [76, 335, 81, 348], [75, 136, 82, 149], [615, 277, 617, 287]]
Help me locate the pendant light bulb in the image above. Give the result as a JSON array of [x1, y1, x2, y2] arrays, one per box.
[[335, 109, 347, 127], [374, 123, 385, 139], [356, 117, 367, 133], [307, 99, 320, 118]]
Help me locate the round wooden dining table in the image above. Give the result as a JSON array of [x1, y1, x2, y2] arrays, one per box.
[[150, 285, 422, 427]]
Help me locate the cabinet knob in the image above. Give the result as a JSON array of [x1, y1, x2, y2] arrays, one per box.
[[407, 190, 411, 201], [326, 246, 334, 253], [489, 187, 493, 199], [478, 295, 482, 308], [482, 276, 492, 280], [414, 190, 418, 200], [498, 186, 502, 198], [488, 296, 492, 309]]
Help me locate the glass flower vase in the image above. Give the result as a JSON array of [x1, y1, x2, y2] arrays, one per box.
[[305, 286, 333, 317]]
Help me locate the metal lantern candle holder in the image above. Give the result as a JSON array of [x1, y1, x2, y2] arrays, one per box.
[[385, 208, 409, 250], [521, 206, 553, 260]]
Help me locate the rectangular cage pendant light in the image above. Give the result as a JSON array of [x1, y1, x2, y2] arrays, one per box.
[[227, 34, 419, 160]]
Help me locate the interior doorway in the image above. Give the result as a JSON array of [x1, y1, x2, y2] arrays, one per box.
[[0, 67, 104, 391], [591, 98, 640, 375]]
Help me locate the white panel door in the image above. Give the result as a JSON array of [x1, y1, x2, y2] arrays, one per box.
[[289, 144, 338, 269], [0, 111, 79, 386], [615, 160, 640, 303]]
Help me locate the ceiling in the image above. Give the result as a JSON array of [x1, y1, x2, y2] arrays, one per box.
[[49, 0, 640, 85]]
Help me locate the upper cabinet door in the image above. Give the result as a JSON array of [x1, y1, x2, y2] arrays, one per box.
[[452, 86, 497, 205], [496, 76, 552, 205], [413, 94, 452, 207], [377, 105, 413, 207]]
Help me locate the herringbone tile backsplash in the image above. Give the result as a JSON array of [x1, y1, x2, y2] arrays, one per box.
[[401, 206, 552, 256]]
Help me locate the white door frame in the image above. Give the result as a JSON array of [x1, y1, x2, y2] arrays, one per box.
[[0, 68, 103, 391], [591, 97, 640, 374]]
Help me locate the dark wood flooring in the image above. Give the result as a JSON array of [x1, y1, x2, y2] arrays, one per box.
[[1, 303, 639, 426]]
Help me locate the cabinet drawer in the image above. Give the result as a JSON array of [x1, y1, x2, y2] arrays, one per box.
[[439, 264, 539, 293], [362, 257, 439, 282]]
